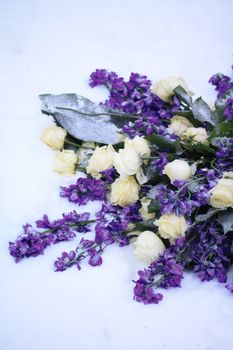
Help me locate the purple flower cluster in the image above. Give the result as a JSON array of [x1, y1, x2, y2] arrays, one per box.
[[209, 70, 233, 121], [153, 152, 168, 175], [215, 139, 233, 172], [95, 203, 141, 246], [155, 169, 219, 216], [134, 237, 185, 305], [224, 98, 233, 120], [155, 183, 198, 216], [54, 238, 103, 272], [60, 177, 106, 205], [89, 69, 181, 139], [188, 221, 231, 283], [100, 167, 117, 184], [9, 211, 91, 262], [209, 72, 233, 98]]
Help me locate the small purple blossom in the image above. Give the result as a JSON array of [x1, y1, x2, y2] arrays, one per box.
[[153, 153, 168, 175], [9, 211, 92, 262], [100, 167, 117, 184], [54, 238, 104, 271], [224, 98, 233, 120], [60, 177, 106, 205], [134, 237, 185, 305]]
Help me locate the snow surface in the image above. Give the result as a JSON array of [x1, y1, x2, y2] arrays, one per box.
[[0, 1, 233, 349]]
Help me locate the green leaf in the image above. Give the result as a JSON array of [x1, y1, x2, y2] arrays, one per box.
[[195, 208, 223, 223], [217, 208, 233, 234], [192, 97, 215, 125], [39, 93, 136, 144], [133, 219, 156, 231], [143, 162, 161, 185], [174, 86, 192, 106], [186, 142, 215, 156], [146, 134, 176, 152], [147, 199, 160, 213], [208, 120, 233, 141]]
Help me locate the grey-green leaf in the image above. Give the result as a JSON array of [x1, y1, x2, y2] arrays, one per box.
[[174, 86, 192, 106], [208, 120, 233, 141], [195, 208, 223, 223], [39, 93, 134, 144], [192, 97, 215, 125], [217, 208, 233, 234]]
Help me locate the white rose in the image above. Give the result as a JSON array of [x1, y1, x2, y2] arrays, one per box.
[[41, 125, 67, 150], [125, 136, 151, 158], [134, 231, 165, 264], [86, 144, 115, 177], [152, 76, 191, 102], [53, 150, 78, 175], [183, 127, 208, 144], [154, 214, 187, 240], [139, 197, 155, 221], [209, 177, 233, 209], [110, 176, 139, 207], [168, 116, 193, 136], [113, 145, 141, 176], [163, 159, 192, 182]]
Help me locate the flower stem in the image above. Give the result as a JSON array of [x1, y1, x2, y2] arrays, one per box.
[[41, 219, 96, 234], [64, 140, 81, 148]]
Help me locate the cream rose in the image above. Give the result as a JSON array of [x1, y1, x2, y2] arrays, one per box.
[[183, 127, 208, 144], [154, 214, 187, 240], [125, 136, 151, 158], [139, 197, 155, 221], [133, 230, 165, 264], [110, 176, 139, 207], [86, 144, 115, 177], [41, 125, 67, 150], [209, 177, 233, 209], [163, 159, 192, 182], [53, 150, 78, 175], [152, 76, 191, 102], [113, 145, 141, 176], [168, 116, 193, 136]]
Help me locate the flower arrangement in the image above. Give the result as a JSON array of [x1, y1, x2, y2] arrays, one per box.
[[9, 67, 233, 305]]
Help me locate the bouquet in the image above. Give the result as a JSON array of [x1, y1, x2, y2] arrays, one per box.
[[9, 67, 233, 305]]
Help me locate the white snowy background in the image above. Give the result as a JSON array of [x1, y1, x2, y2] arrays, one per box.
[[0, 0, 233, 349]]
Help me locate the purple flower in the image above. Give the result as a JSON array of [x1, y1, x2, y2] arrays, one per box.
[[153, 153, 168, 175], [54, 238, 103, 271], [9, 211, 92, 262], [100, 167, 117, 184], [133, 238, 185, 305], [224, 98, 233, 120], [60, 177, 106, 205], [209, 73, 233, 98], [95, 203, 141, 246]]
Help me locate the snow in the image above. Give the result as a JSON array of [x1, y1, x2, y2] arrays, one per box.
[[0, 0, 233, 349]]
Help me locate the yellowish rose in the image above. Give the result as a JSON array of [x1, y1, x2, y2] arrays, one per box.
[[110, 176, 139, 207], [86, 144, 115, 177], [163, 159, 192, 182], [154, 214, 187, 240], [113, 145, 141, 176], [139, 197, 155, 221], [53, 150, 78, 175], [152, 76, 191, 102], [183, 127, 208, 144], [125, 136, 151, 158], [168, 116, 193, 136], [133, 230, 165, 264], [41, 125, 67, 150], [209, 177, 233, 208]]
